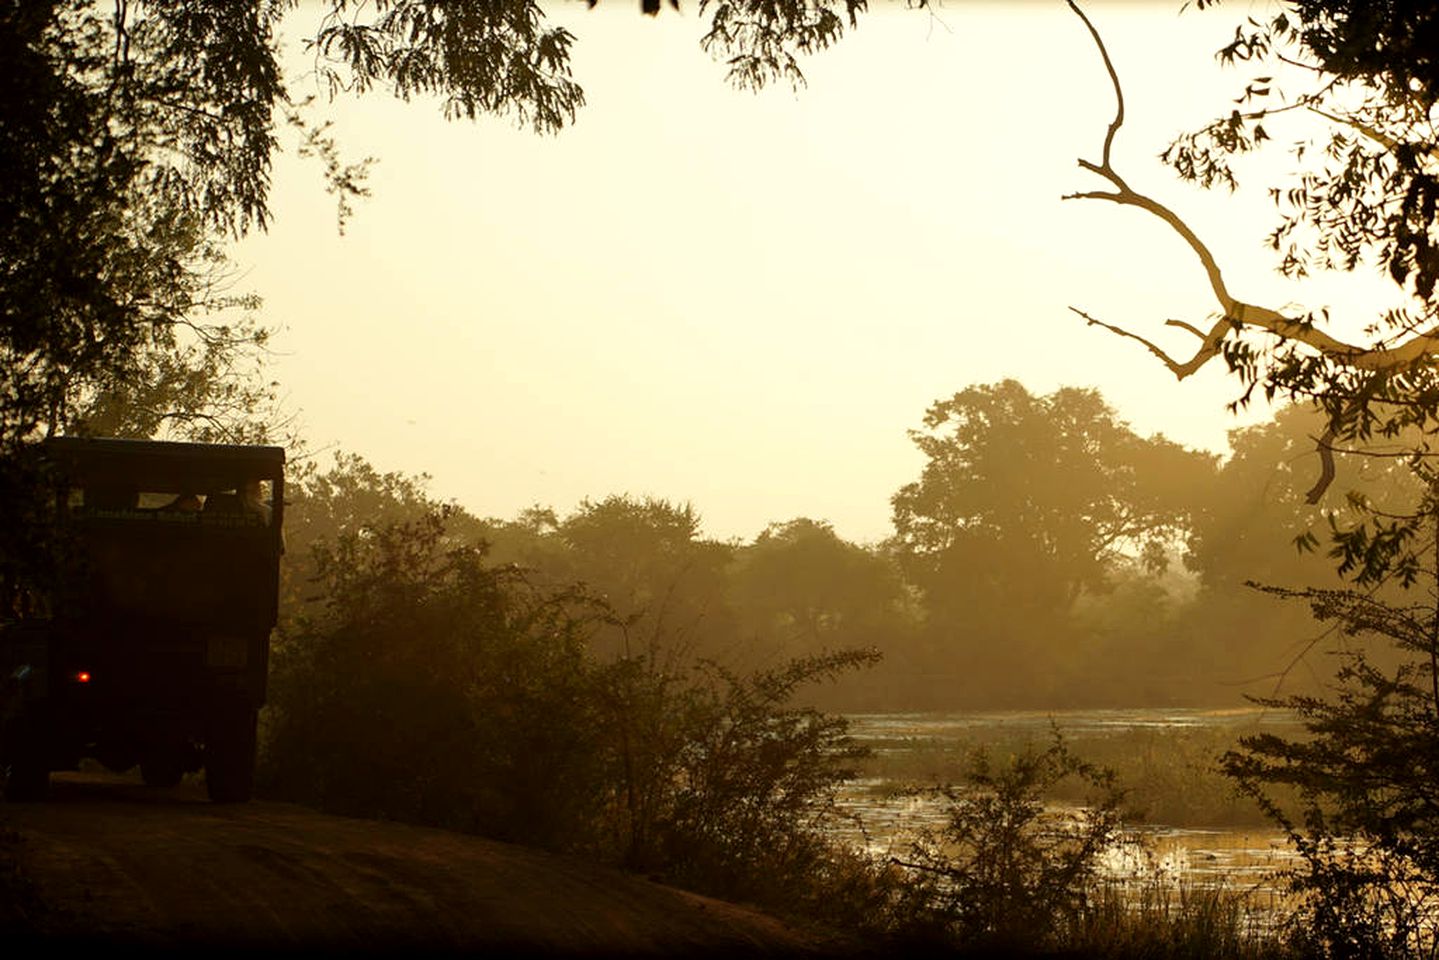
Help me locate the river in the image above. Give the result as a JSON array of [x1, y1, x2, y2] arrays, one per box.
[[833, 708, 1302, 905]]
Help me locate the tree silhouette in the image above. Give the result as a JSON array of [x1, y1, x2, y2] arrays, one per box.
[[1065, 0, 1439, 580], [892, 380, 1209, 619]]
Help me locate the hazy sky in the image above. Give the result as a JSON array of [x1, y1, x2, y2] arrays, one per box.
[[234, 1, 1402, 544]]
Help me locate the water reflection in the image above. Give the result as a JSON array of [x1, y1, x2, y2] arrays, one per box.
[[834, 709, 1302, 907], [847, 707, 1303, 745]]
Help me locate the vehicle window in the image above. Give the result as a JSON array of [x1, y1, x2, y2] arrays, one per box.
[[71, 481, 275, 528]]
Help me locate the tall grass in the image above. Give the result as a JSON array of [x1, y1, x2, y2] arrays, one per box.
[[851, 718, 1302, 828], [1067, 877, 1289, 960]]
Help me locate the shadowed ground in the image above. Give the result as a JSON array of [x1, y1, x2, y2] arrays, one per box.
[[0, 771, 861, 958]]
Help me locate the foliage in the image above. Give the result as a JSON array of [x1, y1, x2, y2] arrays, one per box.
[[1068, 876, 1282, 960], [1, 1, 281, 447], [892, 379, 1211, 616], [623, 651, 877, 878], [0, 1, 287, 607], [1068, 1, 1439, 585], [553, 495, 739, 664], [1176, 1, 1439, 298], [277, 451, 497, 625], [1186, 405, 1420, 592], [1222, 562, 1439, 959], [266, 486, 893, 919], [698, 0, 869, 91], [1172, 405, 1422, 696], [887, 379, 1212, 705], [592, 646, 884, 919], [730, 517, 911, 662], [1070, 8, 1439, 946], [264, 508, 610, 845], [895, 734, 1131, 953], [1, 0, 890, 609], [310, 0, 584, 134]]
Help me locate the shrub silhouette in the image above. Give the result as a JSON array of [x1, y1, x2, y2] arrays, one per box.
[[261, 506, 891, 921]]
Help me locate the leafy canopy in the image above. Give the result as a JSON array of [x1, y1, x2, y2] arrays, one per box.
[[0, 0, 896, 603], [891, 379, 1212, 614], [1067, 1, 1439, 584]]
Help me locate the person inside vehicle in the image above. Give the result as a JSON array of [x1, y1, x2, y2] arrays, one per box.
[[239, 479, 271, 524]]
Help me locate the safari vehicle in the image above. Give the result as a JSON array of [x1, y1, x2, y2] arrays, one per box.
[[0, 437, 285, 802]]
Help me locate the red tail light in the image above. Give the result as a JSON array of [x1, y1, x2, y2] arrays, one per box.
[[75, 670, 92, 684]]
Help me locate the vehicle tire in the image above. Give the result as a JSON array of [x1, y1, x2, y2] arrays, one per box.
[[141, 753, 183, 788], [205, 704, 257, 803]]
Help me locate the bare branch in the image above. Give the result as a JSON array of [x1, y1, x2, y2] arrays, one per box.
[[1065, 3, 1439, 377], [1068, 308, 1206, 378], [1165, 319, 1208, 340], [1066, 0, 1122, 169]]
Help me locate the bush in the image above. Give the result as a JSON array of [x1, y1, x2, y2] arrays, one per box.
[[261, 506, 900, 930], [1224, 582, 1439, 959], [595, 650, 878, 897], [262, 509, 609, 848], [894, 734, 1131, 952]]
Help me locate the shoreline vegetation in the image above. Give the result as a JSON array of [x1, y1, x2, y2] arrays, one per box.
[[846, 710, 1301, 829], [829, 710, 1305, 957]]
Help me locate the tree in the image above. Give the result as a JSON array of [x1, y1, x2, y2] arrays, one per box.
[[896, 735, 1128, 953], [0, 0, 884, 607], [266, 496, 890, 918], [1, 0, 295, 606], [1, 1, 286, 451], [727, 518, 917, 709], [1065, 0, 1439, 581], [892, 380, 1210, 619], [277, 451, 495, 616], [889, 379, 1212, 706], [3, 0, 883, 436], [1065, 3, 1439, 951], [557, 495, 737, 662], [1222, 561, 1439, 959], [730, 518, 908, 658], [264, 507, 610, 845], [1189, 404, 1423, 592], [1169, 404, 1421, 697]]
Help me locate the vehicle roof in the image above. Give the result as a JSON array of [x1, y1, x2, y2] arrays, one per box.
[[43, 436, 285, 490]]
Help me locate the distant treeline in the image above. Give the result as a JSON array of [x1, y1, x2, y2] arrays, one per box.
[[275, 380, 1415, 711]]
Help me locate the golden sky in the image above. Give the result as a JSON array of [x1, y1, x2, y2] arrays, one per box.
[[233, 1, 1403, 543]]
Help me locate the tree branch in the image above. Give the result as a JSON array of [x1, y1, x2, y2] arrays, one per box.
[[1068, 307, 1206, 378], [1065, 2, 1439, 373], [1066, 0, 1122, 170], [1304, 425, 1337, 505], [1308, 105, 1399, 152], [1165, 318, 1209, 340], [1063, 1, 1439, 499]]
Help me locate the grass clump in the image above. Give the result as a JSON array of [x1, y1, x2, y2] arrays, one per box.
[[871, 734, 1291, 958]]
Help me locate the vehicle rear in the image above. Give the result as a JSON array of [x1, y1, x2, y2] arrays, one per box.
[[1, 438, 285, 802]]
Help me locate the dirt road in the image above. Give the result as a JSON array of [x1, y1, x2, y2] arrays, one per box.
[[1, 772, 854, 957]]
